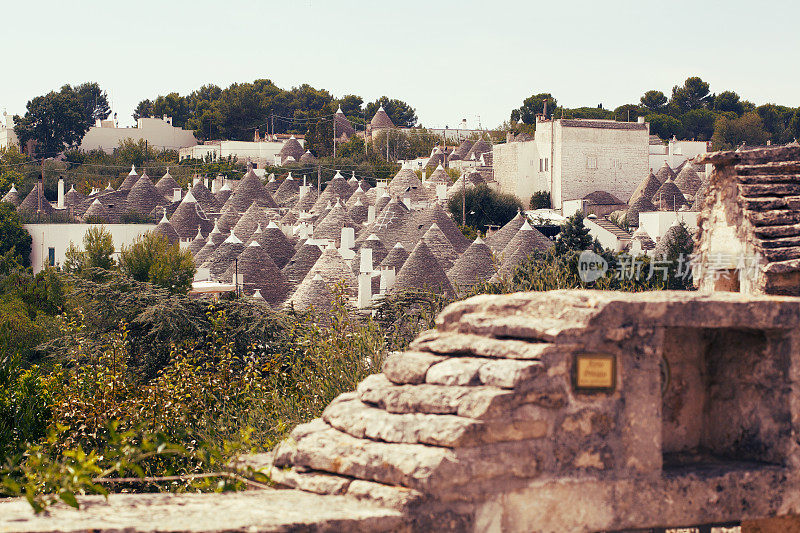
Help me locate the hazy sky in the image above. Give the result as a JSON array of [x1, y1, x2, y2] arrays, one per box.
[[3, 0, 798, 130]]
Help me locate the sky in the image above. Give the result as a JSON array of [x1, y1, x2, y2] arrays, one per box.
[[3, 0, 799, 130]]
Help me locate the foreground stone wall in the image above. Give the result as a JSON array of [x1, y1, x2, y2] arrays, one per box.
[[3, 290, 800, 532]]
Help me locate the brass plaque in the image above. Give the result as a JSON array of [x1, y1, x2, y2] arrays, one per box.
[[575, 354, 616, 391]]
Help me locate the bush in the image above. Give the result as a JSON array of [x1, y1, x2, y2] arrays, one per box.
[[447, 185, 522, 232], [529, 191, 551, 210]]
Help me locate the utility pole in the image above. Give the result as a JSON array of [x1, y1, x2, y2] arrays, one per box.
[[333, 115, 336, 160], [462, 171, 466, 226], [317, 165, 321, 195]]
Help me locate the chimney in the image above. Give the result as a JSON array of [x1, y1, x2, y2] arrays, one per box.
[[340, 227, 355, 250], [637, 116, 645, 124], [437, 183, 448, 202], [421, 171, 427, 182], [173, 188, 182, 202], [379, 267, 396, 293], [402, 196, 412, 209], [204, 177, 209, 189], [57, 177, 65, 209], [367, 205, 376, 225], [359, 248, 373, 274], [357, 273, 372, 309]]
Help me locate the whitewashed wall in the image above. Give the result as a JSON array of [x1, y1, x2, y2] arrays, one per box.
[[25, 223, 156, 273]]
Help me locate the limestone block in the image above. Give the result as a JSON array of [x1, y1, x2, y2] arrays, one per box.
[[409, 330, 558, 360], [426, 357, 485, 386], [383, 351, 445, 384], [345, 479, 425, 511], [270, 466, 352, 495], [478, 359, 544, 388]]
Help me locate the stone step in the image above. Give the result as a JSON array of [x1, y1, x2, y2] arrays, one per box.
[[357, 374, 567, 419], [273, 419, 541, 494], [409, 330, 561, 360], [322, 394, 550, 448]]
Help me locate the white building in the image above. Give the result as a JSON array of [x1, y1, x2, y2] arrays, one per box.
[[0, 113, 19, 151], [80, 116, 197, 153], [26, 223, 156, 273], [649, 137, 709, 171], [179, 138, 304, 168], [493, 117, 650, 210]]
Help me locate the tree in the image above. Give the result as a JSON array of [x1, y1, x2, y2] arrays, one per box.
[[133, 99, 154, 121], [336, 94, 364, 123], [791, 109, 800, 141], [0, 204, 32, 268], [512, 93, 557, 124], [14, 86, 89, 156], [530, 191, 551, 210], [74, 82, 111, 124], [670, 76, 712, 113], [65, 226, 115, 273], [681, 109, 716, 140], [119, 232, 195, 293], [640, 90, 668, 113], [0, 146, 28, 197], [614, 104, 643, 122], [554, 212, 593, 255], [365, 97, 418, 128], [714, 91, 744, 115], [446, 185, 522, 232], [661, 222, 695, 290], [152, 93, 190, 128], [646, 114, 684, 140], [712, 111, 769, 150]]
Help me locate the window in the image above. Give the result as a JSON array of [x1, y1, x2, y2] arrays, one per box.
[[587, 157, 598, 169], [47, 247, 55, 267], [539, 159, 543, 172], [544, 159, 549, 171]]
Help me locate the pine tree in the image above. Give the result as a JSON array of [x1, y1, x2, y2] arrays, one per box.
[[555, 212, 593, 255]]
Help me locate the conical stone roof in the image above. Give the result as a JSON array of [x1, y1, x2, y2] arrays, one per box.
[[119, 165, 139, 191], [365, 197, 410, 249], [651, 180, 688, 211], [303, 244, 358, 296], [653, 220, 686, 258], [674, 163, 703, 198], [691, 179, 710, 211], [250, 221, 296, 269], [403, 203, 470, 253], [216, 203, 242, 234], [630, 227, 656, 251], [334, 107, 356, 138], [266, 174, 280, 195], [282, 241, 323, 284], [346, 186, 367, 209], [225, 168, 278, 212], [654, 162, 676, 183], [273, 173, 301, 207], [390, 240, 455, 297], [170, 191, 213, 239], [214, 182, 232, 205], [193, 221, 225, 264], [629, 173, 662, 206], [380, 242, 409, 272], [465, 139, 491, 160], [190, 181, 221, 214], [348, 198, 369, 226], [374, 192, 391, 213], [299, 150, 317, 164], [500, 221, 553, 261], [451, 140, 475, 160], [485, 212, 525, 253], [626, 196, 657, 227], [201, 233, 245, 281], [83, 198, 112, 223], [286, 273, 334, 315], [153, 213, 180, 245], [187, 228, 207, 256], [18, 182, 55, 215], [2, 185, 20, 206], [224, 242, 290, 306], [127, 171, 169, 216], [352, 234, 389, 273], [232, 202, 273, 242], [370, 106, 395, 130], [447, 236, 496, 292], [311, 172, 351, 214], [421, 223, 459, 271], [294, 187, 319, 213], [64, 185, 85, 208], [447, 171, 487, 201], [313, 200, 357, 245], [155, 169, 181, 198], [389, 167, 423, 197], [279, 136, 305, 162]]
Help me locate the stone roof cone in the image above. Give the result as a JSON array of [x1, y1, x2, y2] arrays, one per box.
[[496, 220, 553, 272], [310, 171, 351, 214], [274, 173, 302, 208], [224, 241, 290, 306], [313, 200, 358, 246], [225, 168, 278, 212], [346, 185, 367, 209], [153, 212, 180, 245], [282, 242, 324, 284], [201, 232, 245, 281], [170, 190, 213, 239], [187, 227, 207, 256], [303, 243, 358, 297], [83, 198, 112, 223], [18, 181, 55, 215], [390, 240, 455, 297], [215, 203, 242, 234], [279, 136, 305, 162], [193, 220, 225, 264], [447, 236, 496, 291], [389, 166, 424, 198], [485, 212, 526, 253], [348, 198, 369, 226], [421, 223, 460, 271], [294, 186, 319, 213], [285, 273, 334, 315], [404, 202, 470, 253], [2, 184, 21, 206], [362, 197, 411, 249], [626, 195, 658, 227], [119, 164, 139, 190], [352, 234, 389, 274], [380, 242, 410, 272], [232, 202, 276, 242], [154, 168, 181, 198], [64, 184, 85, 208], [214, 181, 233, 205], [628, 173, 662, 206], [299, 150, 317, 164], [654, 161, 676, 183], [651, 180, 688, 211], [127, 171, 169, 216], [334, 106, 356, 139], [190, 180, 221, 214], [673, 163, 703, 198], [370, 105, 395, 130], [251, 221, 296, 269]]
